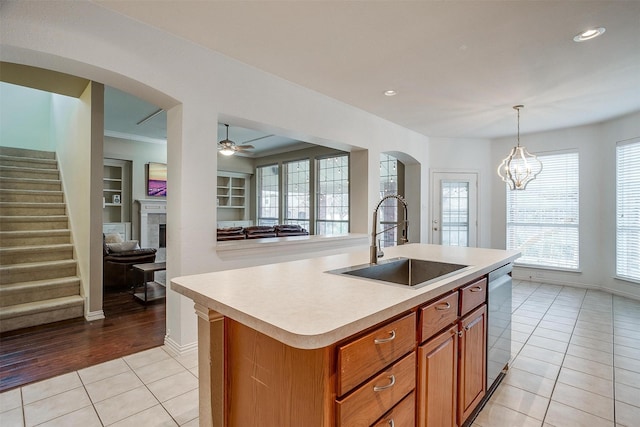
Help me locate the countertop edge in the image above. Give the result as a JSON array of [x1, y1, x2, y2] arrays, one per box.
[[172, 247, 520, 349]]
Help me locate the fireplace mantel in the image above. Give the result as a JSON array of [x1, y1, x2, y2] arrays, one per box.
[[137, 199, 166, 248]]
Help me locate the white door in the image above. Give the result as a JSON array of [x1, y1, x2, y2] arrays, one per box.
[[431, 172, 478, 247]]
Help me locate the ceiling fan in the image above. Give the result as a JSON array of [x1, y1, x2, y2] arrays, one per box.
[[218, 124, 254, 156]]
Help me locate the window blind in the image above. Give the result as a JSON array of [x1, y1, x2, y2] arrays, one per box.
[[506, 151, 579, 269], [616, 140, 640, 282], [257, 164, 279, 226]]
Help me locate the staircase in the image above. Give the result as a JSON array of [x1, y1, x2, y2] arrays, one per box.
[[0, 147, 84, 333]]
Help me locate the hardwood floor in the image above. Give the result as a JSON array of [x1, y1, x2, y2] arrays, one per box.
[[0, 287, 166, 393]]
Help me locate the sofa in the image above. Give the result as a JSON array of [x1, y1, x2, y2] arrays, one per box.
[[217, 224, 309, 241], [103, 234, 157, 290]]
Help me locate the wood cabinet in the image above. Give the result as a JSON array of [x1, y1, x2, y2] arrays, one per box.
[[337, 313, 416, 396], [336, 352, 416, 426], [458, 305, 487, 424], [418, 324, 458, 427], [336, 312, 417, 426], [417, 279, 487, 427], [223, 274, 489, 427]]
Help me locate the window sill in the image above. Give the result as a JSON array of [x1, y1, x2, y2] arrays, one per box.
[[216, 233, 369, 260], [614, 275, 640, 285]]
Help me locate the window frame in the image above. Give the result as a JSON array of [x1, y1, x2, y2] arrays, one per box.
[[506, 149, 580, 271], [616, 139, 640, 283], [283, 158, 311, 231], [256, 163, 280, 226], [315, 153, 350, 236]]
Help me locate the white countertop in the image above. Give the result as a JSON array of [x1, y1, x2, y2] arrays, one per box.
[[171, 244, 520, 349]]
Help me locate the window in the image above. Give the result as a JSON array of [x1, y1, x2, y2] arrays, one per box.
[[507, 151, 579, 270], [616, 140, 640, 282], [257, 164, 279, 226], [316, 155, 349, 235], [284, 159, 310, 230], [441, 181, 469, 246], [379, 154, 399, 248]]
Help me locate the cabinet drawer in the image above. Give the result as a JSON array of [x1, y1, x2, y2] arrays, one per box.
[[337, 312, 416, 396], [336, 352, 416, 427], [372, 391, 415, 427], [459, 277, 487, 316], [420, 291, 459, 342]]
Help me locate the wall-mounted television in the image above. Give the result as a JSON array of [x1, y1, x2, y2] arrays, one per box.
[[147, 162, 167, 197]]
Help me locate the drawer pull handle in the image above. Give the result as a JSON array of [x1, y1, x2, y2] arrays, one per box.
[[373, 375, 396, 392], [374, 330, 396, 344], [470, 286, 483, 292], [435, 302, 451, 311], [387, 420, 395, 427]]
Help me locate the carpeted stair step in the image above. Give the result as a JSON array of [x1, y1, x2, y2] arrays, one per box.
[[0, 165, 59, 180], [0, 277, 81, 307], [0, 202, 66, 216], [0, 229, 71, 247], [0, 295, 84, 333], [0, 155, 59, 170], [0, 177, 62, 192], [0, 189, 64, 203], [0, 244, 74, 265], [0, 215, 69, 231], [0, 259, 77, 285], [0, 147, 56, 160]]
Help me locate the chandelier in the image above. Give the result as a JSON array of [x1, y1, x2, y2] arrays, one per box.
[[497, 105, 542, 190]]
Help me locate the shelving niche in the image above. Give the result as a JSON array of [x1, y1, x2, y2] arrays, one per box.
[[217, 171, 250, 221]]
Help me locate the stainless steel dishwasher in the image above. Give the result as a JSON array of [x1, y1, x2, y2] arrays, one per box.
[[487, 262, 513, 391]]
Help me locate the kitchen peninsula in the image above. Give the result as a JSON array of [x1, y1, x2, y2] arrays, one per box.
[[171, 243, 520, 427]]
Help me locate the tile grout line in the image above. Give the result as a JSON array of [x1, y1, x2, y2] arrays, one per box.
[[538, 283, 585, 426]]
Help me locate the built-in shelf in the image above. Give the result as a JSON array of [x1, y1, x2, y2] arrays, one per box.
[[103, 158, 131, 228], [217, 171, 250, 221]]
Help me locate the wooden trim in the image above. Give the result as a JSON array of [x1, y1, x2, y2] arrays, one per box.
[[194, 304, 225, 427]]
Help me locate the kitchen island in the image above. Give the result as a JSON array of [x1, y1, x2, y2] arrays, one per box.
[[172, 243, 520, 427]]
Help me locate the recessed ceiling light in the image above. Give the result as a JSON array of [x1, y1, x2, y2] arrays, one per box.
[[384, 90, 397, 97], [573, 27, 605, 42]]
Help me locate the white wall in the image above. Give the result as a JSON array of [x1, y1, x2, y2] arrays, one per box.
[[0, 1, 429, 351], [490, 112, 640, 300], [0, 82, 53, 150], [104, 136, 167, 239], [428, 137, 493, 248], [51, 82, 103, 315]]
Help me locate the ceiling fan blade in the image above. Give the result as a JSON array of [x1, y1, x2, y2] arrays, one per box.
[[236, 145, 255, 150]]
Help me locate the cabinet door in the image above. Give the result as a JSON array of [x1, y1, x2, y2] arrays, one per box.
[[458, 304, 487, 425], [417, 324, 458, 427]]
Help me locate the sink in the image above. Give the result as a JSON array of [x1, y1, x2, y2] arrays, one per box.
[[329, 257, 470, 288]]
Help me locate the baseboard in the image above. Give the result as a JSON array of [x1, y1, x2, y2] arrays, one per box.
[[512, 274, 640, 302], [85, 310, 105, 321], [164, 335, 198, 356]]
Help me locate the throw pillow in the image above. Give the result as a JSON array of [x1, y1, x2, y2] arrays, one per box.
[[105, 233, 124, 244], [106, 240, 140, 252]]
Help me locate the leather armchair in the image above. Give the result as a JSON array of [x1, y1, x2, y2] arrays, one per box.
[[103, 236, 157, 290]]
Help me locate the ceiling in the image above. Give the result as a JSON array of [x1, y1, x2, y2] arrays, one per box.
[[104, 86, 310, 156], [98, 0, 640, 141]]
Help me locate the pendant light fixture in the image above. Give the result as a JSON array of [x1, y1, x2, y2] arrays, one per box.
[[497, 105, 542, 190]]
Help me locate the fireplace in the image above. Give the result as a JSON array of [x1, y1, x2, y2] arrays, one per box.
[[137, 199, 166, 261], [159, 224, 166, 248]]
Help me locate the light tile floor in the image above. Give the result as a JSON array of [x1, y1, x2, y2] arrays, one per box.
[[473, 280, 640, 427], [1, 280, 639, 426], [0, 347, 199, 426]]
